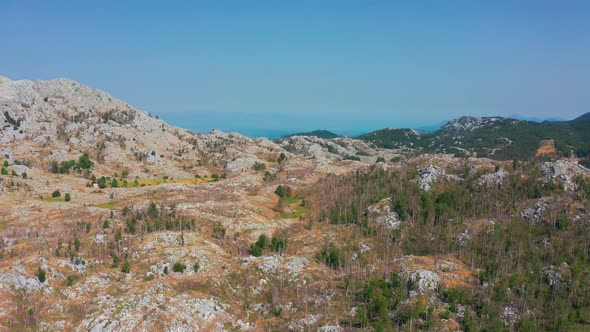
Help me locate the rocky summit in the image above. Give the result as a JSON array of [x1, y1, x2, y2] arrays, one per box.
[[0, 77, 590, 331]]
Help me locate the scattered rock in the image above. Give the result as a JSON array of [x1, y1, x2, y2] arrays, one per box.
[[521, 201, 548, 224], [366, 197, 401, 229], [501, 305, 519, 326], [478, 168, 507, 187], [0, 268, 44, 293], [540, 161, 589, 191], [405, 269, 440, 292], [415, 165, 461, 191]]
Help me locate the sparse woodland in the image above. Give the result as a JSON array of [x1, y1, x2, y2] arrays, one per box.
[[307, 160, 590, 331]]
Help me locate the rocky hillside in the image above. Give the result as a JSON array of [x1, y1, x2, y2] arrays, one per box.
[[356, 128, 421, 150], [0, 76, 376, 331], [0, 76, 302, 178], [437, 116, 508, 134], [275, 134, 403, 163], [0, 76, 589, 331]]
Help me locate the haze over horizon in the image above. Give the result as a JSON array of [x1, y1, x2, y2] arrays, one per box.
[[1, 1, 589, 137]]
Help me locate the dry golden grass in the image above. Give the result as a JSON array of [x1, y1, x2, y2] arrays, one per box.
[[536, 139, 557, 156], [136, 177, 214, 186], [94, 203, 114, 209]]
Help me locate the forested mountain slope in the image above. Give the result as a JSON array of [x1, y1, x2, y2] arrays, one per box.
[[359, 115, 590, 161]]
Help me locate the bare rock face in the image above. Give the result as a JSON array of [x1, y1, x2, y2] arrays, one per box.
[[277, 135, 396, 163], [416, 165, 443, 191], [543, 262, 570, 287], [521, 201, 548, 224], [478, 168, 508, 187], [0, 269, 44, 293], [1, 77, 146, 148], [441, 116, 518, 134], [318, 325, 344, 332], [404, 269, 440, 292], [414, 165, 461, 191], [501, 305, 519, 326], [440, 116, 505, 133], [540, 160, 589, 191], [278, 136, 345, 162], [226, 155, 263, 173], [366, 197, 401, 229]]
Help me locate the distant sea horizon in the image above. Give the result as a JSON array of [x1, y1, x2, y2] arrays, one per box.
[[155, 111, 575, 139], [155, 111, 446, 139]]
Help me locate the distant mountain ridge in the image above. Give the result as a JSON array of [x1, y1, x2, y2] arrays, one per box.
[[280, 129, 340, 139], [357, 128, 420, 149], [357, 114, 590, 161], [546, 112, 590, 124], [3, 75, 588, 164]]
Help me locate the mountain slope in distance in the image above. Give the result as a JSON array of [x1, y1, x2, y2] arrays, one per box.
[[358, 115, 590, 160], [280, 129, 340, 139]]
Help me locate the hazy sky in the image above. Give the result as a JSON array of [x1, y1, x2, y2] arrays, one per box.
[[1, 1, 589, 136]]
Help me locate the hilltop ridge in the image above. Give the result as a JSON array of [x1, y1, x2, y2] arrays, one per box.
[[357, 114, 590, 161], [0, 76, 296, 178]]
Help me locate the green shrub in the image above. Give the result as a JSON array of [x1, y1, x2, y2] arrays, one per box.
[[147, 202, 158, 218], [271, 235, 288, 252], [52, 190, 61, 198], [248, 234, 275, 256], [64, 193, 71, 202], [252, 162, 267, 171], [556, 215, 569, 230], [256, 234, 269, 248], [112, 254, 121, 267], [212, 223, 226, 239], [248, 243, 263, 257], [274, 185, 292, 198], [278, 152, 286, 164], [344, 155, 361, 161], [121, 261, 131, 273], [173, 262, 187, 273], [316, 243, 345, 269], [97, 176, 107, 188], [76, 153, 94, 170], [37, 267, 46, 283]]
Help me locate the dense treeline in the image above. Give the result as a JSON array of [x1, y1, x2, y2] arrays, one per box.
[[310, 161, 590, 330]]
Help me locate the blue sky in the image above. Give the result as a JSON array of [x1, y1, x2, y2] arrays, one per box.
[[1, 1, 589, 137]]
